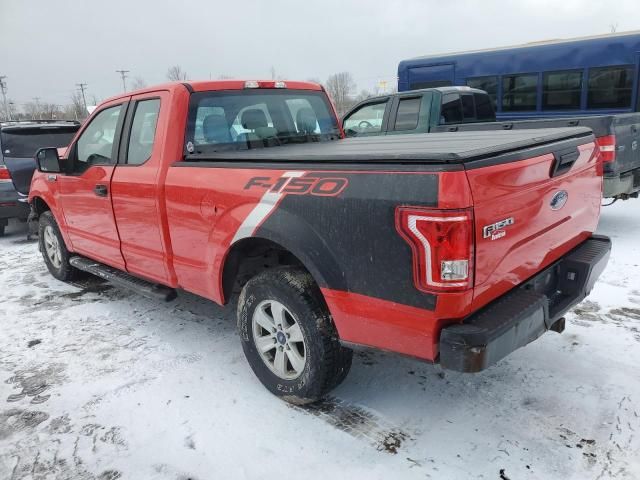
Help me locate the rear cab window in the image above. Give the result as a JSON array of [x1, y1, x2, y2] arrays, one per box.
[[441, 93, 462, 124], [185, 89, 340, 155]]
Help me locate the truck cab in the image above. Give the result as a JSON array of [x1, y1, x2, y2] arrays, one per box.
[[341, 87, 495, 137]]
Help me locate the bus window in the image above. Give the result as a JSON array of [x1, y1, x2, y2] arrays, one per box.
[[502, 74, 538, 111], [441, 93, 462, 123], [466, 76, 498, 109], [543, 70, 583, 110], [587, 65, 634, 109]]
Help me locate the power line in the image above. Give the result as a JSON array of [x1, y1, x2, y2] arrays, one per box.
[[76, 83, 88, 111], [116, 69, 129, 92]]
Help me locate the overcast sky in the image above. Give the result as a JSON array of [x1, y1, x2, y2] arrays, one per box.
[[0, 0, 638, 107]]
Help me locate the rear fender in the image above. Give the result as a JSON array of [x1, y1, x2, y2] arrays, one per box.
[[213, 207, 345, 304]]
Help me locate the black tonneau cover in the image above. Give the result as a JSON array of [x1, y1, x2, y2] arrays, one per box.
[[185, 127, 593, 164]]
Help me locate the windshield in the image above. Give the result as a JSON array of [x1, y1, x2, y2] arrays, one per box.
[[185, 89, 340, 155], [1, 126, 78, 158]]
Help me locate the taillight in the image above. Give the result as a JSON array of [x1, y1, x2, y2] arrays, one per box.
[[596, 135, 616, 163], [396, 207, 474, 293], [0, 165, 12, 183]]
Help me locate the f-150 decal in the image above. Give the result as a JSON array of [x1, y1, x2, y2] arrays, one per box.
[[244, 175, 349, 197]]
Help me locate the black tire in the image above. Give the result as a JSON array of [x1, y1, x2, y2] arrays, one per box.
[[237, 267, 353, 405], [0, 224, 5, 237], [38, 211, 78, 282]]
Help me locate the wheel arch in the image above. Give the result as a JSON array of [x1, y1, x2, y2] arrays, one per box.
[[220, 226, 346, 307]]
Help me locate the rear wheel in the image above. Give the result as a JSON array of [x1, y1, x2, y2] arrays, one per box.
[[237, 267, 353, 405], [38, 211, 78, 281]]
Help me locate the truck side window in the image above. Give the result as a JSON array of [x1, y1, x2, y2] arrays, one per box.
[[75, 105, 123, 173], [474, 93, 494, 120], [441, 93, 462, 124], [461, 94, 476, 122], [127, 99, 161, 165], [343, 101, 388, 136], [394, 97, 421, 131]]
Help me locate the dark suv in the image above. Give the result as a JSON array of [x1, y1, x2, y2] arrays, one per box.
[[0, 120, 79, 235]]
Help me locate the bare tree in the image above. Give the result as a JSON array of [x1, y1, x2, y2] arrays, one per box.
[[167, 65, 188, 81], [131, 77, 147, 90], [23, 101, 40, 119], [325, 72, 356, 115], [70, 91, 88, 120], [0, 99, 18, 121]]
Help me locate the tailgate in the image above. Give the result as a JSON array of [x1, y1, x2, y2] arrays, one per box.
[[2, 156, 36, 194], [466, 135, 602, 310]]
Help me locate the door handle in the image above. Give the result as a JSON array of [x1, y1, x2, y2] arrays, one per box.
[[94, 184, 108, 197]]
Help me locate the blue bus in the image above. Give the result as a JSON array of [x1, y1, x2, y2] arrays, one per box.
[[398, 31, 640, 120]]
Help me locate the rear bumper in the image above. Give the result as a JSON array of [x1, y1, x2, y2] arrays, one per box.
[[604, 168, 640, 199], [439, 235, 611, 372]]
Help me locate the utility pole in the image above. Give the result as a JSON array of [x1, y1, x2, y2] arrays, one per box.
[[76, 83, 88, 112], [116, 70, 129, 92], [0, 76, 11, 121]]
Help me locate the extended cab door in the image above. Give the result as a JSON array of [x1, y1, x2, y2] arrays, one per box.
[[56, 100, 129, 269], [110, 91, 174, 285], [385, 92, 432, 135]]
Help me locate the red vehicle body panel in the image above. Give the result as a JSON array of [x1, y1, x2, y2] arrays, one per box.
[[29, 80, 604, 363]]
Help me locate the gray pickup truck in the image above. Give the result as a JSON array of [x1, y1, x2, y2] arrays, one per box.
[[343, 87, 640, 200]]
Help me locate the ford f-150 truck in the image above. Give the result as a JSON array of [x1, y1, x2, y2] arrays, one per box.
[[29, 80, 611, 404], [343, 87, 640, 200]]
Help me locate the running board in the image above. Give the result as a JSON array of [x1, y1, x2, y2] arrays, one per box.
[[69, 256, 177, 302]]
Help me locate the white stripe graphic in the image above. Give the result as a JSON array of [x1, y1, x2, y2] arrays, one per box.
[[231, 171, 305, 244]]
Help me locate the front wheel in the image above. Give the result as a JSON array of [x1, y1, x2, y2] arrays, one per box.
[[237, 267, 353, 405], [38, 211, 78, 282]]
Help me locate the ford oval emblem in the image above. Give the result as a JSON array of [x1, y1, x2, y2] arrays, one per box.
[[550, 190, 568, 210]]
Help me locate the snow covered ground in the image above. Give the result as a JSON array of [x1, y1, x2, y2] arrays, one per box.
[[0, 201, 639, 480]]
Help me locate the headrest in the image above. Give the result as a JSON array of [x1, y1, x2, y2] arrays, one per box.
[[202, 113, 231, 143], [241, 109, 268, 130], [296, 107, 317, 134]]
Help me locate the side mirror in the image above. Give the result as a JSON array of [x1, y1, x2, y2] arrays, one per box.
[[35, 148, 62, 173]]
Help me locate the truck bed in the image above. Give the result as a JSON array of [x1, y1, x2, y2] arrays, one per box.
[[184, 127, 593, 164]]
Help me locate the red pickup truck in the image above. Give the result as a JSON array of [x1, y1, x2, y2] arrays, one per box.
[[29, 80, 611, 404]]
